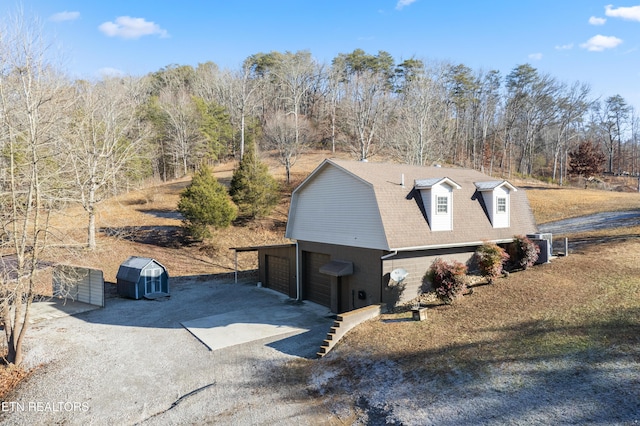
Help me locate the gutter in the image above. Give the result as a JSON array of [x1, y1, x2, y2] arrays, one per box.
[[387, 238, 515, 253]]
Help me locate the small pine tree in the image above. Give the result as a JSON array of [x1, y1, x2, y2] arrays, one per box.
[[229, 141, 279, 219], [177, 166, 237, 240]]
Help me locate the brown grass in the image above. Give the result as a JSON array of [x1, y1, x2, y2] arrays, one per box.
[[0, 364, 32, 400], [524, 186, 640, 224]]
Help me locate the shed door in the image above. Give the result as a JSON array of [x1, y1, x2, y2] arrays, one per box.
[[266, 255, 289, 295], [303, 252, 331, 307], [145, 267, 163, 294]]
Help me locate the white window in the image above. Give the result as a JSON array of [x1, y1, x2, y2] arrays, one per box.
[[496, 197, 507, 213], [436, 196, 448, 214]]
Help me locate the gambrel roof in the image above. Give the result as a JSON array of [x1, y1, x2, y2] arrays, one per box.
[[286, 159, 538, 251]]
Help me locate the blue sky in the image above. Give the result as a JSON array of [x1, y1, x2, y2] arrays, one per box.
[[4, 1, 640, 109]]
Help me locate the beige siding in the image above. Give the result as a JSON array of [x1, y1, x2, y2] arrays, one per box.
[[287, 166, 388, 250], [53, 266, 104, 307], [382, 247, 476, 305]]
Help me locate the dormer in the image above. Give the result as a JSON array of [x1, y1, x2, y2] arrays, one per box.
[[414, 178, 461, 231], [474, 180, 518, 228]]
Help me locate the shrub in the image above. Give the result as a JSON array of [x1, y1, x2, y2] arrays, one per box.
[[509, 235, 540, 270], [475, 242, 510, 284], [426, 258, 468, 304], [177, 167, 237, 241]]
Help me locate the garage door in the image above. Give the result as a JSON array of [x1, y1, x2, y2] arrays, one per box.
[[303, 252, 331, 307], [266, 255, 290, 295]]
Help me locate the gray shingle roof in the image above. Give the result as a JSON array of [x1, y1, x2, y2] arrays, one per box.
[[326, 159, 538, 250]]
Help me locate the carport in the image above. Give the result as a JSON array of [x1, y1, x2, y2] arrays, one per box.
[[231, 244, 297, 299]]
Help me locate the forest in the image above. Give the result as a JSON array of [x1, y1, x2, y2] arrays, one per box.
[[140, 50, 637, 184]]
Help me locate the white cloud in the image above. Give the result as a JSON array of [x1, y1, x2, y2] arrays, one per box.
[[555, 43, 574, 50], [589, 16, 606, 25], [98, 16, 169, 39], [49, 11, 80, 22], [396, 0, 417, 10], [528, 53, 543, 60], [605, 4, 640, 21], [98, 67, 125, 78], [580, 34, 623, 51]]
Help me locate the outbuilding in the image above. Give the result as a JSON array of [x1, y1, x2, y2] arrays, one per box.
[[116, 256, 169, 300]]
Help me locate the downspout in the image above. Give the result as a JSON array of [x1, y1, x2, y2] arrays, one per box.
[[380, 250, 398, 309], [295, 241, 300, 301]]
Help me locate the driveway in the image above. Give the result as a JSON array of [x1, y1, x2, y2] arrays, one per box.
[[538, 209, 640, 235], [2, 277, 335, 425]]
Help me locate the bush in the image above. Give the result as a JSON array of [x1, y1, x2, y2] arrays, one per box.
[[509, 235, 540, 270], [475, 242, 510, 283], [177, 167, 237, 240], [426, 258, 468, 304]]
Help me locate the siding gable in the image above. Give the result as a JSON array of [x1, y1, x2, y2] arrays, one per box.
[[286, 164, 388, 249]]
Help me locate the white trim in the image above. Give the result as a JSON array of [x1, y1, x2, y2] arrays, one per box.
[[389, 238, 516, 252]]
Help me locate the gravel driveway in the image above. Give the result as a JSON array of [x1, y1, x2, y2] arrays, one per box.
[[1, 277, 335, 425]]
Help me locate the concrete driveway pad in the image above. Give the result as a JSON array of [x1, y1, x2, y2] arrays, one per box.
[[181, 303, 312, 351]]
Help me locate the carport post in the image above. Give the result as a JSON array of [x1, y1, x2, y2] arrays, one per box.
[[234, 249, 238, 283]]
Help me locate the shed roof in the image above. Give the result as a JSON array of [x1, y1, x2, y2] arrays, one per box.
[[287, 159, 538, 251], [116, 256, 167, 283]]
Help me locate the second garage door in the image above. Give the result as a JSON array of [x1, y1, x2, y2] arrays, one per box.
[[302, 251, 331, 307], [265, 255, 290, 295]]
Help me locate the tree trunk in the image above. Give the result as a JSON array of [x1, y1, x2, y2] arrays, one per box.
[[88, 210, 96, 250]]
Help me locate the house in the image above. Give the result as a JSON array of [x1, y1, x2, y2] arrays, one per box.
[[116, 257, 169, 300], [284, 159, 538, 313]]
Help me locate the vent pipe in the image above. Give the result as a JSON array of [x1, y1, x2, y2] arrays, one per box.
[[401, 174, 405, 188]]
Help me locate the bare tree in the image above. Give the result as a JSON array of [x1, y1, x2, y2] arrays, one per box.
[[66, 77, 150, 249], [390, 60, 447, 165], [157, 85, 206, 177], [263, 112, 311, 183], [0, 13, 72, 365]]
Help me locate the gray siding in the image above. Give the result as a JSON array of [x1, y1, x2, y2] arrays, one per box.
[[382, 247, 478, 305], [287, 166, 388, 250]]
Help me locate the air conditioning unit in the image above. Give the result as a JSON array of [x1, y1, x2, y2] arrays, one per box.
[[527, 233, 553, 263]]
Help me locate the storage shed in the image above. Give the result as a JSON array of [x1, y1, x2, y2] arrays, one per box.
[[116, 257, 169, 300]]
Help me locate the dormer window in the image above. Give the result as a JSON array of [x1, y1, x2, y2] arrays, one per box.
[[415, 177, 461, 231], [474, 181, 517, 228], [436, 196, 449, 214]]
